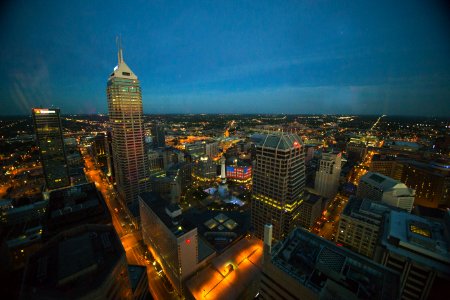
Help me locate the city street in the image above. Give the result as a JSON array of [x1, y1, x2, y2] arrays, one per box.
[[314, 194, 348, 241], [82, 149, 178, 300]]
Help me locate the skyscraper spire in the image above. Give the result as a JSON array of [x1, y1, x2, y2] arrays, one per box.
[[116, 35, 123, 65]]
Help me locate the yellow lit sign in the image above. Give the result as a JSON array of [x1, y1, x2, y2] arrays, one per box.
[[34, 109, 56, 114]]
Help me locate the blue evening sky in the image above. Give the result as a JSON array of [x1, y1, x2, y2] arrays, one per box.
[[0, 0, 449, 116]]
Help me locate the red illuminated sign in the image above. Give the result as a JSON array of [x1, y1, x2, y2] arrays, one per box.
[[186, 239, 191, 245]]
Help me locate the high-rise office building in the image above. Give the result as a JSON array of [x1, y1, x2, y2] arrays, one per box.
[[193, 156, 217, 181], [251, 133, 305, 240], [147, 149, 164, 176], [139, 192, 199, 294], [107, 40, 150, 205], [357, 172, 415, 212], [185, 142, 206, 159], [336, 196, 398, 258], [346, 141, 367, 162], [151, 123, 166, 149], [369, 154, 398, 177], [314, 150, 342, 199], [205, 141, 219, 159], [375, 210, 450, 300], [32, 108, 70, 190], [400, 160, 450, 208]]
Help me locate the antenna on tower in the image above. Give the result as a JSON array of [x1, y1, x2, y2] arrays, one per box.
[[116, 35, 123, 64]]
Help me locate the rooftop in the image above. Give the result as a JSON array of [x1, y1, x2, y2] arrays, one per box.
[[270, 228, 400, 300], [372, 154, 397, 161], [381, 210, 450, 273], [21, 224, 125, 299], [108, 45, 138, 80], [360, 172, 409, 191], [342, 196, 400, 226], [251, 132, 303, 150], [139, 192, 195, 238], [186, 237, 263, 300], [183, 208, 251, 252], [128, 265, 147, 292], [46, 183, 111, 235], [303, 192, 323, 205]]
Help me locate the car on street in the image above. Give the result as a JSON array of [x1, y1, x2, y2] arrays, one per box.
[[153, 261, 163, 274]]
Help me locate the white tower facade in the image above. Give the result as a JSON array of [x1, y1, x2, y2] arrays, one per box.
[[220, 156, 226, 183], [357, 172, 415, 212], [314, 151, 342, 199]]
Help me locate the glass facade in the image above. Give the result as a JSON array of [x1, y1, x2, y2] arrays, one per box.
[[140, 200, 181, 291], [251, 133, 306, 240], [107, 71, 150, 204], [151, 124, 166, 149], [32, 108, 70, 190]]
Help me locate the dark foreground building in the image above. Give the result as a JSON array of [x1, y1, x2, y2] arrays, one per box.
[[260, 226, 400, 300], [32, 108, 70, 190], [20, 224, 133, 299]]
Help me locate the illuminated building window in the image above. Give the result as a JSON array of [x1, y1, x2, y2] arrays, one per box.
[[409, 224, 431, 238]]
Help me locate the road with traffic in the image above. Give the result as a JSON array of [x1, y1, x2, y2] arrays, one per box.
[[82, 149, 178, 300]]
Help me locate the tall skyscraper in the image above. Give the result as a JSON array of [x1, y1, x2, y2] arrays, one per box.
[[107, 40, 150, 205], [151, 123, 166, 149], [32, 108, 70, 190], [251, 133, 305, 240], [314, 150, 342, 199]]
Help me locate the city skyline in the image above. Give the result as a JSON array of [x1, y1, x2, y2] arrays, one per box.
[[1, 2, 450, 298], [1, 0, 450, 116]]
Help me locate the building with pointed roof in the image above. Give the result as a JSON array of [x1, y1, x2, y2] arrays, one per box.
[[251, 132, 306, 240], [107, 39, 150, 205]]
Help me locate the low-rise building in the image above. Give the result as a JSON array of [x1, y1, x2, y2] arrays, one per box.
[[260, 227, 400, 300], [225, 157, 252, 183], [0, 199, 47, 226], [357, 172, 415, 212]]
